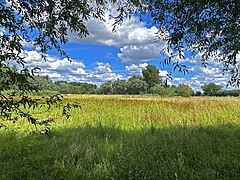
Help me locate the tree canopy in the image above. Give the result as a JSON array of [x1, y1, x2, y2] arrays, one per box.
[[1, 0, 106, 131], [115, 0, 240, 86], [176, 84, 194, 97], [201, 83, 222, 96], [142, 65, 162, 90]]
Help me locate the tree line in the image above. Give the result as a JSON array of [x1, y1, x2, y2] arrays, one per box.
[[4, 65, 240, 97]]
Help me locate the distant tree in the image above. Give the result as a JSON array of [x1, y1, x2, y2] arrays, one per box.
[[142, 65, 162, 90], [99, 81, 113, 94], [150, 85, 176, 96], [81, 83, 97, 94], [68, 85, 81, 94], [216, 89, 240, 97], [149, 85, 164, 95], [55, 81, 68, 85], [127, 76, 147, 94], [176, 84, 194, 97], [112, 79, 128, 94], [99, 77, 147, 95], [57, 82, 71, 94], [70, 82, 97, 94], [31, 76, 59, 91], [195, 91, 202, 96], [201, 83, 222, 96]]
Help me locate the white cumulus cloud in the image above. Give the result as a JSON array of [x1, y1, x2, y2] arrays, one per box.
[[125, 63, 148, 75], [18, 50, 122, 84], [68, 13, 165, 65]]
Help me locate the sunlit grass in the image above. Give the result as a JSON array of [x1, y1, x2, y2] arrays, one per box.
[[1, 95, 240, 179]]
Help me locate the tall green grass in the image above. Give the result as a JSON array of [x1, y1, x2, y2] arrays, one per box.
[[1, 95, 240, 179]]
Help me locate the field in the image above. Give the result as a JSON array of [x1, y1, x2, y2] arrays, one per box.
[[1, 95, 240, 179]]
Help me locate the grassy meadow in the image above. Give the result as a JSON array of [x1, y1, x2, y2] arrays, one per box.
[[1, 95, 240, 179]]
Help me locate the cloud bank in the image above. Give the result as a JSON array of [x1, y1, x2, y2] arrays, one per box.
[[18, 51, 122, 85], [68, 15, 165, 65]]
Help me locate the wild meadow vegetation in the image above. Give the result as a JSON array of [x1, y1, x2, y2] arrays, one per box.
[[1, 95, 240, 179], [1, 1, 239, 179]]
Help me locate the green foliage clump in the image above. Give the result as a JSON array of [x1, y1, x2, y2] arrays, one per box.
[[195, 91, 202, 96], [150, 84, 175, 96], [216, 90, 240, 97], [142, 65, 162, 90], [116, 0, 240, 86], [99, 81, 114, 94], [176, 84, 194, 97], [126, 76, 148, 95], [202, 83, 222, 96]]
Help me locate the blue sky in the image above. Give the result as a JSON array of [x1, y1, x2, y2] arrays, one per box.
[[20, 9, 238, 91]]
